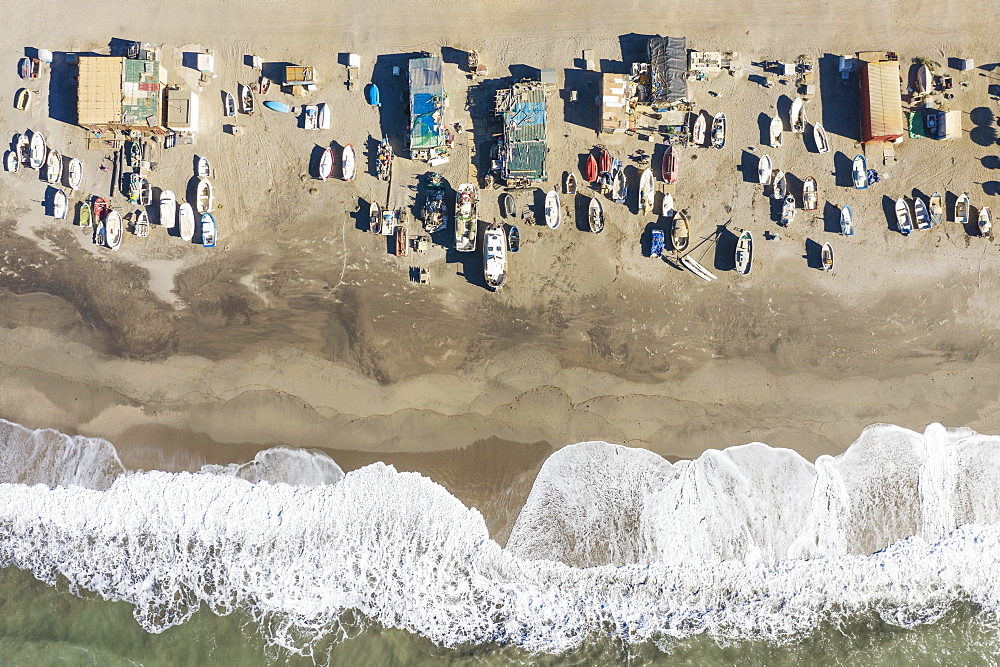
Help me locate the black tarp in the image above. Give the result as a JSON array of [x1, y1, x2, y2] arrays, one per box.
[[648, 36, 687, 103]]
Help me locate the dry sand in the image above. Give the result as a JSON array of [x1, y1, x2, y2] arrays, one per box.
[[2, 0, 1000, 536]]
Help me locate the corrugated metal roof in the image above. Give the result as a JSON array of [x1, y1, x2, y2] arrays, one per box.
[[77, 57, 123, 125], [861, 61, 904, 143], [409, 57, 446, 151]]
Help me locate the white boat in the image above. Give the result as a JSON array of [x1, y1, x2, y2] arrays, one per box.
[[852, 155, 868, 189], [240, 83, 255, 115], [455, 183, 478, 251], [771, 169, 786, 200], [769, 116, 783, 148], [803, 176, 818, 211], [29, 132, 45, 169], [929, 192, 944, 225], [105, 210, 123, 250], [178, 203, 195, 241], [693, 113, 707, 146], [341, 144, 356, 181], [197, 156, 211, 179], [671, 209, 689, 252], [681, 253, 716, 281], [821, 242, 834, 271], [380, 208, 397, 236], [781, 194, 796, 226], [134, 209, 150, 237], [319, 148, 334, 181], [813, 122, 830, 154], [638, 168, 654, 213], [159, 190, 176, 229], [223, 91, 236, 117], [303, 105, 318, 130], [139, 179, 152, 207], [201, 213, 216, 247], [196, 178, 214, 213], [735, 229, 753, 275], [916, 64, 930, 95], [841, 204, 854, 236], [4, 150, 19, 173], [913, 197, 932, 230], [483, 225, 507, 290], [544, 190, 561, 229], [15, 134, 29, 165], [895, 198, 913, 236], [66, 157, 82, 190], [52, 189, 67, 220], [589, 197, 604, 234], [711, 112, 726, 149], [45, 149, 62, 185], [956, 192, 970, 224], [758, 154, 772, 185], [369, 201, 382, 234], [318, 103, 331, 130], [662, 192, 674, 219], [790, 96, 806, 133], [980, 206, 993, 237]]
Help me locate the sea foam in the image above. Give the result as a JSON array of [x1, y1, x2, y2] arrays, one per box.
[[2, 420, 1000, 655]]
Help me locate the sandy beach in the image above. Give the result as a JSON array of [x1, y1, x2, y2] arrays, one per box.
[[2, 0, 1000, 543]]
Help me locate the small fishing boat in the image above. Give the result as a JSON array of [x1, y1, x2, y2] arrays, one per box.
[[813, 122, 830, 154], [693, 113, 707, 146], [455, 183, 478, 252], [735, 229, 753, 275], [544, 190, 561, 229], [376, 137, 392, 181], [895, 198, 913, 236], [105, 210, 123, 250], [134, 209, 150, 237], [224, 91, 236, 117], [611, 166, 626, 204], [589, 197, 604, 234], [303, 105, 318, 130], [599, 147, 612, 175], [369, 201, 382, 234], [662, 192, 674, 219], [639, 168, 655, 214], [92, 197, 108, 224], [129, 140, 142, 166], [422, 173, 446, 232], [77, 202, 91, 228], [758, 154, 772, 185], [126, 173, 141, 202], [769, 116, 783, 148], [52, 189, 67, 220], [178, 203, 195, 241], [14, 88, 31, 111], [711, 112, 726, 149], [663, 144, 677, 184], [319, 147, 334, 181], [671, 210, 689, 252], [821, 242, 834, 271], [803, 176, 818, 211], [395, 220, 408, 256], [841, 204, 854, 236], [67, 157, 82, 190], [915, 64, 930, 96], [139, 179, 152, 207], [19, 57, 39, 80], [980, 206, 993, 237], [197, 156, 211, 179], [956, 192, 970, 225], [790, 96, 806, 133], [15, 134, 29, 165], [263, 100, 291, 113], [93, 219, 105, 247], [585, 154, 598, 182], [509, 225, 520, 252], [380, 208, 397, 236], [913, 197, 932, 230], [501, 192, 515, 218], [196, 179, 214, 213], [159, 190, 176, 229], [771, 170, 786, 200], [318, 103, 331, 131], [852, 155, 868, 189], [4, 151, 19, 173], [565, 171, 577, 195], [341, 144, 356, 181], [28, 132, 45, 169], [240, 83, 255, 115], [259, 76, 271, 95], [781, 194, 796, 226], [367, 84, 380, 107], [199, 214, 215, 246], [929, 192, 944, 225], [483, 225, 507, 289]]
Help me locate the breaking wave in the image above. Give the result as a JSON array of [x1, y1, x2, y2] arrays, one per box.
[[2, 419, 1000, 656]]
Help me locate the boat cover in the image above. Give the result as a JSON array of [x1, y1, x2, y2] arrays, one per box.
[[408, 57, 446, 151], [648, 36, 688, 104]]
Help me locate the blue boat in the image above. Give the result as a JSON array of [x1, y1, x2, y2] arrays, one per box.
[[650, 229, 665, 258], [366, 83, 380, 106], [508, 225, 520, 252], [263, 100, 291, 113]]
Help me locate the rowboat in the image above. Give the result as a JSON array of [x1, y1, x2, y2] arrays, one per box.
[[77, 202, 91, 228], [105, 210, 123, 250], [197, 156, 211, 179], [369, 201, 382, 234], [395, 220, 408, 256], [422, 172, 446, 232], [663, 144, 677, 184], [771, 170, 786, 200], [303, 105, 319, 130], [790, 96, 806, 133], [319, 147, 334, 181], [259, 76, 271, 95], [711, 113, 726, 149], [28, 132, 45, 169], [52, 189, 67, 220], [840, 204, 854, 236], [639, 168, 654, 214], [341, 144, 356, 181], [671, 210, 689, 252], [197, 213, 215, 247], [380, 208, 397, 236], [913, 197, 931, 230], [224, 91, 236, 117], [821, 242, 834, 271], [196, 178, 214, 213], [735, 229, 753, 275], [769, 116, 783, 148], [19, 57, 39, 80], [129, 140, 142, 166], [508, 225, 520, 252], [93, 220, 105, 247], [240, 83, 255, 115], [585, 154, 598, 182], [318, 103, 331, 130], [178, 203, 195, 241], [134, 209, 150, 238], [15, 134, 29, 165], [757, 154, 772, 185], [611, 167, 626, 204], [159, 190, 176, 229], [589, 197, 604, 234], [599, 148, 612, 174], [929, 192, 944, 225], [3, 150, 18, 173], [956, 192, 970, 224], [263, 101, 291, 113], [852, 155, 868, 190], [45, 149, 62, 185], [565, 172, 577, 195], [544, 190, 561, 229], [895, 198, 913, 236], [813, 122, 830, 154], [980, 206, 993, 236], [781, 194, 796, 226], [803, 176, 818, 211], [139, 178, 152, 206], [376, 137, 393, 181], [455, 183, 478, 252], [67, 158, 82, 190], [915, 64, 930, 95], [92, 197, 108, 224], [126, 173, 141, 202], [662, 192, 674, 219], [483, 224, 507, 290], [14, 88, 30, 111], [501, 192, 515, 218], [367, 84, 380, 107], [693, 113, 707, 146]]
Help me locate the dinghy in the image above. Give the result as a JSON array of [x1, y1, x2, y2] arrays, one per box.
[[599, 147, 612, 174], [159, 190, 176, 229], [178, 203, 195, 241], [367, 84, 380, 107], [263, 101, 291, 113], [303, 105, 318, 130], [895, 198, 913, 236], [376, 137, 393, 181], [915, 64, 930, 95], [611, 165, 626, 204], [565, 172, 577, 195], [852, 155, 868, 189], [980, 206, 993, 237], [508, 225, 520, 252], [913, 197, 932, 230], [790, 96, 806, 133], [369, 201, 382, 234], [240, 83, 255, 115], [544, 190, 561, 229], [197, 156, 211, 179], [769, 116, 783, 148], [196, 179, 214, 213], [758, 154, 772, 185], [319, 147, 334, 181], [129, 140, 142, 166], [52, 189, 67, 220], [259, 76, 271, 95], [735, 229, 753, 275], [224, 91, 236, 117], [4, 151, 19, 173], [693, 113, 707, 146], [93, 220, 105, 247], [803, 176, 818, 211], [501, 192, 515, 218], [813, 122, 830, 154], [956, 192, 970, 225], [126, 174, 141, 202], [585, 154, 598, 182], [318, 103, 331, 130], [821, 242, 834, 271], [639, 168, 654, 214], [14, 88, 31, 112], [15, 134, 29, 165], [662, 192, 674, 219], [341, 144, 356, 181], [105, 210, 123, 250], [663, 144, 677, 184], [589, 197, 604, 234], [771, 170, 786, 200], [455, 183, 478, 252], [92, 197, 108, 224], [711, 113, 726, 149], [929, 192, 944, 225], [134, 209, 150, 238], [422, 173, 446, 232], [139, 179, 152, 207], [28, 132, 45, 169], [197, 213, 215, 247], [841, 204, 854, 236], [45, 149, 62, 185], [483, 225, 507, 289], [380, 208, 397, 236], [77, 202, 91, 228], [19, 57, 39, 80], [671, 210, 689, 252], [781, 194, 796, 226], [66, 157, 82, 190]]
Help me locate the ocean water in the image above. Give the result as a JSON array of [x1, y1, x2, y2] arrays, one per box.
[[1, 419, 1000, 664]]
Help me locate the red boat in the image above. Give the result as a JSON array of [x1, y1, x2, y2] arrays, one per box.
[[92, 197, 108, 222], [663, 145, 677, 184], [585, 154, 598, 182], [598, 148, 612, 174]]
